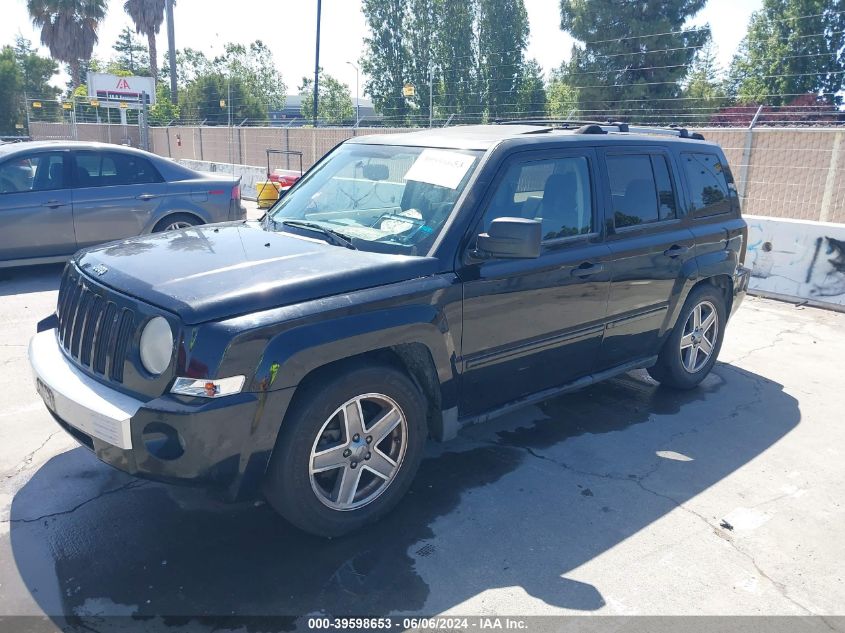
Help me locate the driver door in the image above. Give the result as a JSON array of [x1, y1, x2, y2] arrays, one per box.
[[0, 150, 75, 263], [457, 148, 613, 417]]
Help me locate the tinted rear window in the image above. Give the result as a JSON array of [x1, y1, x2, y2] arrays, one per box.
[[606, 154, 677, 227], [682, 152, 732, 217]]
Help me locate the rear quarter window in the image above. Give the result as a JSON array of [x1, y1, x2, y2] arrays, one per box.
[[681, 152, 734, 217]]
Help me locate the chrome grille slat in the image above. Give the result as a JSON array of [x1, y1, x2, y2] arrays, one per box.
[[56, 269, 137, 384], [110, 309, 134, 383], [80, 296, 103, 366], [94, 302, 117, 374]]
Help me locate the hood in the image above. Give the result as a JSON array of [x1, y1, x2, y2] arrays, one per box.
[[76, 222, 439, 324]]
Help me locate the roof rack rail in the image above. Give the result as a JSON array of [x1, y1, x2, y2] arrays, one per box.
[[577, 122, 705, 140], [496, 118, 706, 140], [496, 119, 606, 128]]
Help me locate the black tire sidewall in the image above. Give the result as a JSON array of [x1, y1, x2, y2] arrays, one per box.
[[653, 285, 727, 389], [264, 363, 427, 537]]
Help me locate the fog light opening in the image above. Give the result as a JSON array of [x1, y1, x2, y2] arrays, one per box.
[[142, 422, 185, 460]]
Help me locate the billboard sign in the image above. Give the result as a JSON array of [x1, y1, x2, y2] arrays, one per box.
[[87, 73, 156, 108]]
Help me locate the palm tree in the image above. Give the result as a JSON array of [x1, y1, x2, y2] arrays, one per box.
[[123, 0, 167, 82], [27, 0, 108, 89]]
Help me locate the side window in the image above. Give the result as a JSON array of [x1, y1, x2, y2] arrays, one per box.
[[606, 154, 677, 228], [682, 152, 731, 217], [482, 155, 594, 241], [0, 153, 65, 194], [72, 152, 163, 190]]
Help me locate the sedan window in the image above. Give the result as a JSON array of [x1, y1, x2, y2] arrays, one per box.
[[0, 153, 65, 194], [74, 151, 163, 188]]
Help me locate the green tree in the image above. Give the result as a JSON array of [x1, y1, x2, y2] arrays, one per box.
[[683, 40, 726, 123], [514, 59, 546, 119], [405, 0, 437, 124], [559, 0, 710, 120], [123, 0, 167, 82], [112, 25, 150, 74], [215, 41, 286, 111], [0, 47, 24, 134], [477, 0, 529, 119], [546, 67, 579, 118], [13, 36, 59, 100], [727, 0, 844, 105], [299, 70, 354, 125], [161, 47, 213, 87], [26, 0, 108, 89], [149, 81, 179, 124], [178, 74, 263, 125], [434, 0, 479, 122], [361, 0, 410, 123]]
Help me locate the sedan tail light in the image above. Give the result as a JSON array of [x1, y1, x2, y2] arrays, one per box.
[[231, 184, 241, 201]]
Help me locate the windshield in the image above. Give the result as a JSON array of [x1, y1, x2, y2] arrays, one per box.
[[266, 143, 482, 256]]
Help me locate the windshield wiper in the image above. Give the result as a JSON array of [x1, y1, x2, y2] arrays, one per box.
[[279, 220, 357, 250]]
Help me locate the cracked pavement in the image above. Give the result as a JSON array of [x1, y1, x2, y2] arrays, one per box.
[[0, 264, 844, 628]]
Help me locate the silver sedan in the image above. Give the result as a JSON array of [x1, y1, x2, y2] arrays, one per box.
[[0, 141, 245, 268]]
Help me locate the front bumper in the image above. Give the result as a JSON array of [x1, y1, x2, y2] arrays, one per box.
[[29, 329, 295, 499]]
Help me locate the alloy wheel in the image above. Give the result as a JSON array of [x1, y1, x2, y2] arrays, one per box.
[[679, 300, 719, 373], [309, 393, 408, 511]]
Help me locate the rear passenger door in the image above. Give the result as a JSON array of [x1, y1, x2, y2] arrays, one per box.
[[459, 148, 613, 417], [71, 150, 168, 249], [597, 147, 696, 370], [679, 151, 745, 267]]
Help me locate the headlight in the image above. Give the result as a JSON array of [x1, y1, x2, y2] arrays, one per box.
[[139, 316, 173, 375], [171, 376, 245, 398]]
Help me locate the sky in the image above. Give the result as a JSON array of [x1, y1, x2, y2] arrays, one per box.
[[2, 0, 762, 98]]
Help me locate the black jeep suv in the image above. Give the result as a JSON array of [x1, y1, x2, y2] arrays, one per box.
[[30, 123, 750, 536]]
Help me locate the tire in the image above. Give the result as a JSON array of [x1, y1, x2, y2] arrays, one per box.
[[152, 213, 202, 233], [263, 362, 428, 537], [647, 284, 727, 390]]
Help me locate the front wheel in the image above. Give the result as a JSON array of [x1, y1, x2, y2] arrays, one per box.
[[264, 362, 427, 537], [648, 285, 727, 389]]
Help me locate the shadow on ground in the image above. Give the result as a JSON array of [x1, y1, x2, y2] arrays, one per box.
[[0, 264, 64, 298], [7, 363, 798, 628]]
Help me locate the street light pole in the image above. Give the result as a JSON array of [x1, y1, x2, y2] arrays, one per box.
[[347, 61, 360, 127], [313, 0, 322, 127]]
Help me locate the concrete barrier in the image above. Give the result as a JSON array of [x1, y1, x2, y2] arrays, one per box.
[[176, 159, 266, 200], [746, 214, 845, 311]]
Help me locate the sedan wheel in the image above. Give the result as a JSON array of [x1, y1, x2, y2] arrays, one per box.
[[163, 220, 194, 231], [309, 393, 408, 511]]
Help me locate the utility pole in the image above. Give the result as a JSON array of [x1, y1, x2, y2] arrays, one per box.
[[347, 61, 360, 127], [428, 64, 433, 128], [166, 0, 178, 102], [313, 0, 322, 127]]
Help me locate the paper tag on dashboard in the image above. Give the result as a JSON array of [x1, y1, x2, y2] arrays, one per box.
[[404, 149, 475, 190]]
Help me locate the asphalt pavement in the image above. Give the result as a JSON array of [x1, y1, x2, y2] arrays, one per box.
[[0, 262, 843, 630]]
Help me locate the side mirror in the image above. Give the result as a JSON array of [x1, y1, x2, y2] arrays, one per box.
[[476, 217, 541, 259]]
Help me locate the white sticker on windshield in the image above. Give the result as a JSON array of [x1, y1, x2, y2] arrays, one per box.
[[404, 149, 475, 190]]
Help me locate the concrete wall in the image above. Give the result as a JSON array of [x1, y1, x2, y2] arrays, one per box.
[[746, 214, 845, 310], [176, 159, 266, 200]]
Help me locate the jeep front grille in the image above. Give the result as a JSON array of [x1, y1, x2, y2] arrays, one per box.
[[56, 269, 135, 383]]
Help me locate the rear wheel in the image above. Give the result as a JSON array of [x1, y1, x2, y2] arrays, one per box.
[[152, 213, 201, 232], [648, 285, 726, 389], [264, 362, 427, 537]]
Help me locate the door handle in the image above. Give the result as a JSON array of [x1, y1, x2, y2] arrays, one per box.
[[137, 193, 156, 201], [571, 262, 605, 278], [41, 200, 64, 209], [663, 244, 690, 258]]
